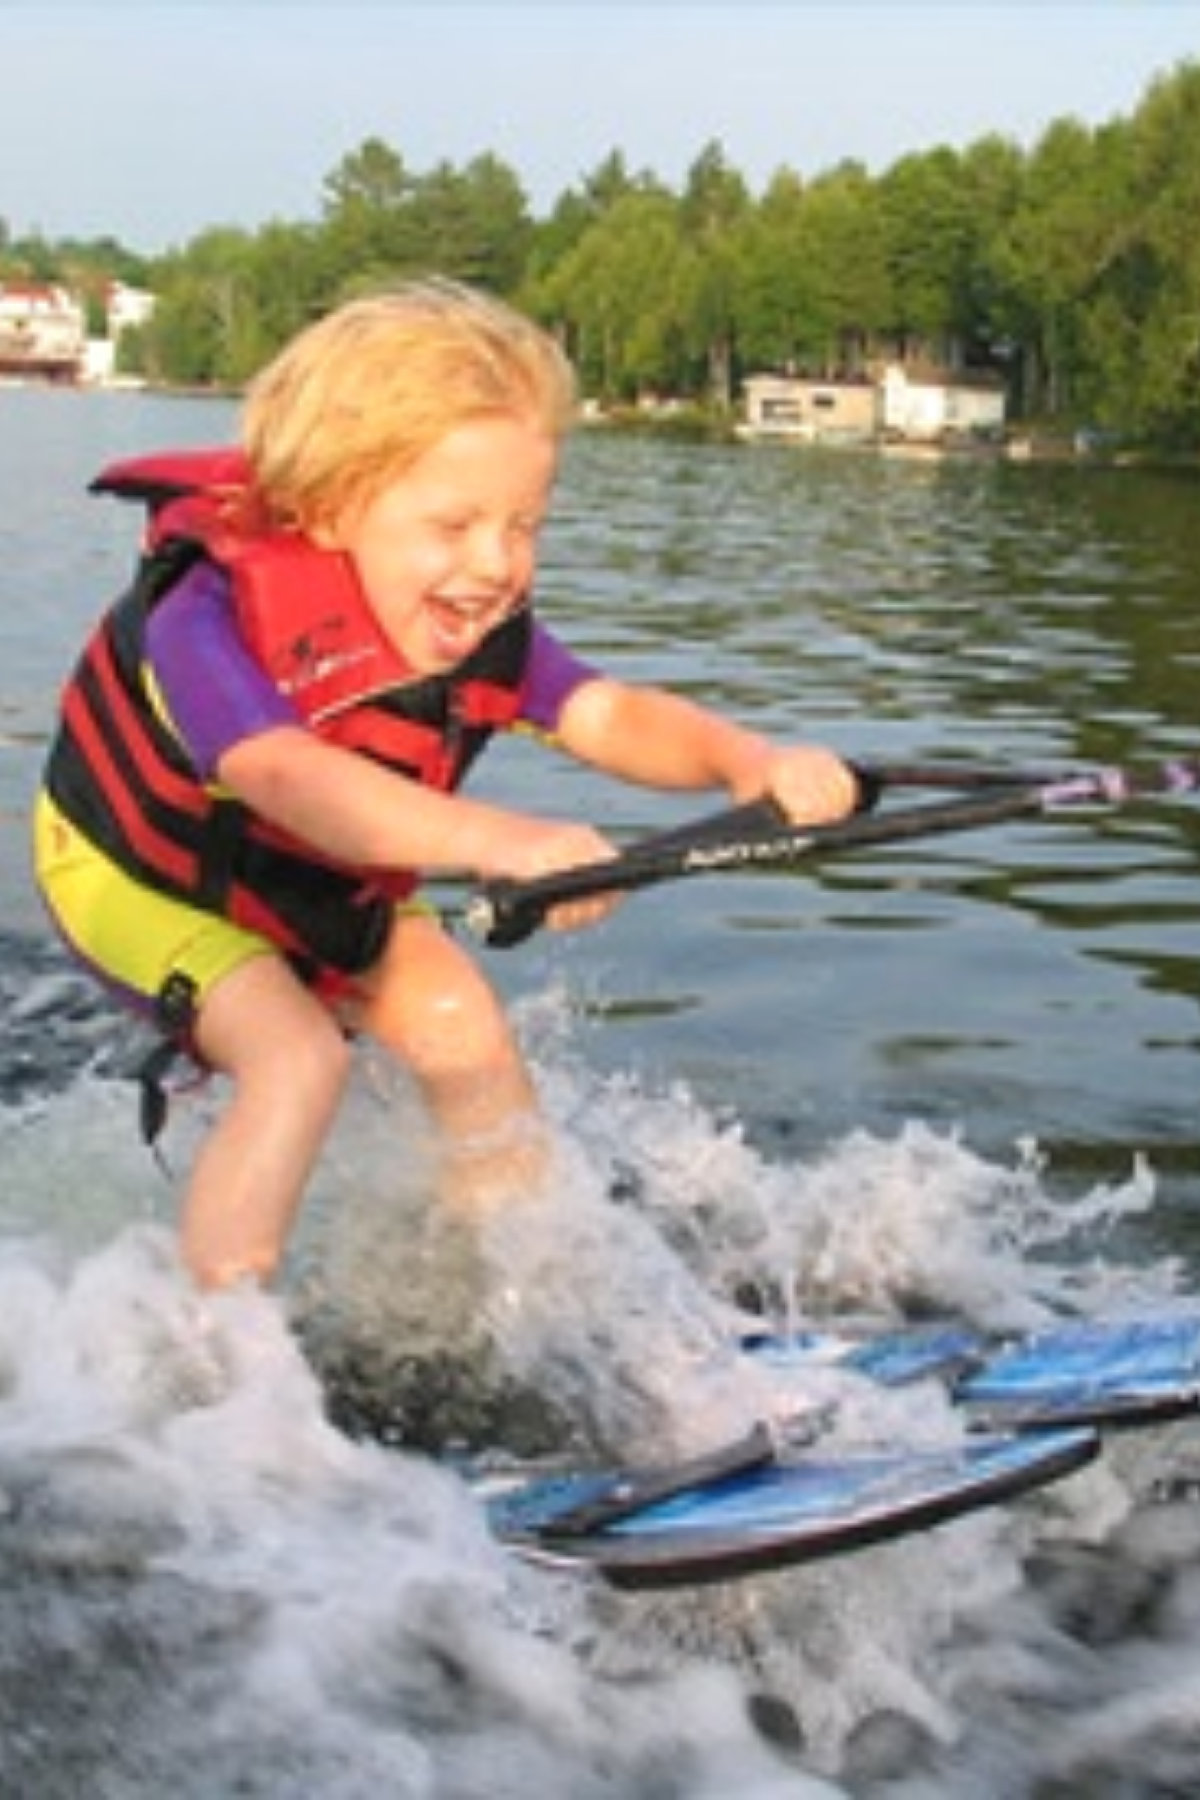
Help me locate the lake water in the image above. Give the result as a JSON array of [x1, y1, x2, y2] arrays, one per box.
[[2, 385, 1200, 1795]]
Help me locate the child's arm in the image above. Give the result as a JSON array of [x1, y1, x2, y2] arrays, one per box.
[[219, 725, 613, 883], [553, 676, 859, 823]]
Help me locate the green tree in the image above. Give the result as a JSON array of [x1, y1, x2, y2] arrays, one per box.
[[142, 227, 261, 385], [796, 162, 891, 370], [319, 136, 420, 287], [523, 151, 664, 305], [1096, 60, 1200, 443], [404, 153, 533, 292], [952, 134, 1027, 359], [543, 187, 687, 398], [675, 141, 751, 405], [239, 219, 330, 348], [992, 118, 1119, 418], [731, 162, 890, 377], [876, 147, 982, 363]]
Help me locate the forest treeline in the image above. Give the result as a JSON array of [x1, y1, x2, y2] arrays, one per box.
[[3, 58, 1199, 446]]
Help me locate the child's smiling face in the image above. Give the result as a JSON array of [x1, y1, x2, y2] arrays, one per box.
[[323, 414, 559, 673]]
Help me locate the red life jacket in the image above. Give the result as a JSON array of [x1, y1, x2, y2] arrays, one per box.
[[47, 449, 532, 981]]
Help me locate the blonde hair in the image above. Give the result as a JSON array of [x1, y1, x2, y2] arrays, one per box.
[[239, 279, 576, 532]]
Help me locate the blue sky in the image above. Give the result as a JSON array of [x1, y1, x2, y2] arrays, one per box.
[[4, 3, 1199, 253]]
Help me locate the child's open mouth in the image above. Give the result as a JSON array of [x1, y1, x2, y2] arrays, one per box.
[[427, 592, 509, 656]]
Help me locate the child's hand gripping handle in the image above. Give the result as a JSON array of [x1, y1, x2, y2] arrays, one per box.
[[465, 797, 790, 948]]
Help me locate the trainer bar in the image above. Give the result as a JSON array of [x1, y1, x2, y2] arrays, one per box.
[[465, 756, 1200, 948]]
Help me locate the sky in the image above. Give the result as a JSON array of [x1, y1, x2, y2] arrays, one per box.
[[4, 2, 1200, 255]]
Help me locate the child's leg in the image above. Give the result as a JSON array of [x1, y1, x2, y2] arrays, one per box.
[[354, 911, 547, 1213], [186, 955, 351, 1287], [37, 799, 349, 1288]]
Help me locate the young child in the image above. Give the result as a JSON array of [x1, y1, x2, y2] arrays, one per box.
[[35, 279, 859, 1292]]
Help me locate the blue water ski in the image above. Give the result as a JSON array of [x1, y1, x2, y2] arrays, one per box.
[[957, 1315, 1200, 1427], [743, 1320, 984, 1387], [480, 1425, 1097, 1589], [742, 1311, 1200, 1430], [402, 1311, 1199, 1589]]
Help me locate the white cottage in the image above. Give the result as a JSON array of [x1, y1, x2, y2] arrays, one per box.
[[741, 363, 1008, 446], [739, 371, 876, 443], [0, 282, 86, 380], [877, 363, 1007, 443], [82, 280, 157, 384]]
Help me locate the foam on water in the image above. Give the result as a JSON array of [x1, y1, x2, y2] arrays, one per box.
[[0, 1230, 838, 1797], [2, 979, 1199, 1794]]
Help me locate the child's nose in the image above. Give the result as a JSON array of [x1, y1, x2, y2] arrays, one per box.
[[466, 525, 517, 588]]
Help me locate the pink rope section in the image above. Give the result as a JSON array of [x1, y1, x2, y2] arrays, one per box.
[[1043, 758, 1200, 808]]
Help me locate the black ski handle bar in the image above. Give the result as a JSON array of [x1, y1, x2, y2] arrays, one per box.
[[464, 756, 1200, 949]]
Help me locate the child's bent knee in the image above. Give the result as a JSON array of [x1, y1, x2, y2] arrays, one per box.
[[404, 983, 512, 1079], [366, 925, 516, 1078]]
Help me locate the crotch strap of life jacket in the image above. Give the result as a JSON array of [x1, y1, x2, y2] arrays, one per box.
[[136, 969, 201, 1166]]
